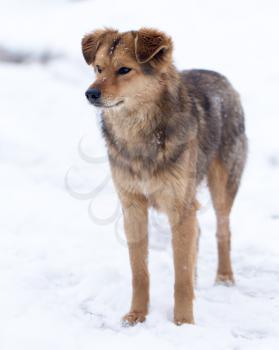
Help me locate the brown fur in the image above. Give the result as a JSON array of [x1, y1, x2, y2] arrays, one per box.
[[81, 28, 247, 325]]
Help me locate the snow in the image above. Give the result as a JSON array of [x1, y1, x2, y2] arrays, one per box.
[[0, 0, 279, 349]]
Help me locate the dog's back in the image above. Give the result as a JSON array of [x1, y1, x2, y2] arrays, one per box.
[[181, 69, 247, 188]]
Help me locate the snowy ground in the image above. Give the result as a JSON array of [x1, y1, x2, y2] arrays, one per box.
[[0, 0, 279, 349]]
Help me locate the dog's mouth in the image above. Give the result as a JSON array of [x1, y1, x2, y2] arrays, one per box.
[[94, 100, 124, 109]]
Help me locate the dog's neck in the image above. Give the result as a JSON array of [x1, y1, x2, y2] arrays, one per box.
[[101, 66, 184, 143]]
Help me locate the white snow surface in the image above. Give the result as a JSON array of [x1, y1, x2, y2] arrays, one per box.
[[0, 0, 279, 349]]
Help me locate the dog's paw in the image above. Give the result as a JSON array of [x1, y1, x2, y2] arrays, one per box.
[[122, 311, 146, 327], [174, 310, 194, 326], [215, 273, 235, 286], [174, 316, 194, 326]]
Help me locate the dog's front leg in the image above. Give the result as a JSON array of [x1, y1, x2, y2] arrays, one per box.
[[169, 205, 198, 325], [120, 192, 149, 326]]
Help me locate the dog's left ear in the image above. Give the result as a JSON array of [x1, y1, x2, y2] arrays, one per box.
[[135, 28, 173, 64]]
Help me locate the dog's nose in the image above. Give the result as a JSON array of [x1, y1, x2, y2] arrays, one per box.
[[85, 88, 101, 102]]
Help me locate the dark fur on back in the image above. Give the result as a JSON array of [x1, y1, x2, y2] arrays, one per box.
[[182, 69, 247, 187]]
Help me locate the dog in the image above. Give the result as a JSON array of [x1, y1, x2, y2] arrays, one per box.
[[81, 28, 247, 326]]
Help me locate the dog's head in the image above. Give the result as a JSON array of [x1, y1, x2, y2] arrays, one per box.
[[82, 28, 173, 110]]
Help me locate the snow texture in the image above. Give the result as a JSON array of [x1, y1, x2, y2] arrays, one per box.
[[0, 0, 279, 349]]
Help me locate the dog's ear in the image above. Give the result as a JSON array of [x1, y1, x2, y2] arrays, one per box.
[[82, 29, 104, 65], [135, 28, 173, 64], [81, 29, 117, 65]]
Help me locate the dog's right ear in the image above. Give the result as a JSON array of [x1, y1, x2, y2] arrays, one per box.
[[82, 29, 117, 65], [81, 29, 106, 65]]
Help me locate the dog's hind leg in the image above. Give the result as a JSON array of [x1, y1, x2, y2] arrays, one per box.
[[194, 224, 201, 286], [207, 158, 241, 285]]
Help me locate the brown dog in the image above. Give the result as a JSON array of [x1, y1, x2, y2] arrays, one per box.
[[81, 28, 247, 325]]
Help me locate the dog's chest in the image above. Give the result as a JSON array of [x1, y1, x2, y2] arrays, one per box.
[[106, 127, 166, 176]]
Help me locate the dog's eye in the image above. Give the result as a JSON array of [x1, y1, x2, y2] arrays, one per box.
[[96, 65, 102, 74], [117, 67, 131, 75]]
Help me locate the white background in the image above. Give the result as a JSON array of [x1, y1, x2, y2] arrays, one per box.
[[0, 0, 279, 349]]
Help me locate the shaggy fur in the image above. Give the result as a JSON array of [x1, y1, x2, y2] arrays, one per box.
[[81, 28, 247, 325]]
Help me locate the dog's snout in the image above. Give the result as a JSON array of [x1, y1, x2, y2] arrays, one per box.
[[85, 88, 101, 103]]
